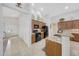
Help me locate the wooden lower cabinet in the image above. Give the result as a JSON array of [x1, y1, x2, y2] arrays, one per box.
[[32, 33, 36, 43], [45, 39, 62, 56]]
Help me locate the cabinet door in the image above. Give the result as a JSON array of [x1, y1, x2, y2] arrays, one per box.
[[46, 40, 56, 56], [58, 21, 73, 29], [55, 42, 62, 56], [46, 40, 62, 56], [32, 34, 36, 43], [73, 20, 79, 29], [58, 22, 66, 29], [66, 21, 73, 29]]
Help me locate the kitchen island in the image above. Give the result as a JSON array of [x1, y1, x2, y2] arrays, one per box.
[[45, 37, 62, 56]]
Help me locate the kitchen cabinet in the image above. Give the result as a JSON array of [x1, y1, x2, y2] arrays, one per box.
[[32, 33, 36, 43], [73, 20, 79, 29], [58, 21, 67, 29], [66, 21, 73, 29], [32, 20, 46, 29], [58, 20, 79, 29], [45, 39, 62, 56], [32, 20, 46, 43]]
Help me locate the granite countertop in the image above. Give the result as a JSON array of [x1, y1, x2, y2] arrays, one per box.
[[46, 33, 74, 44], [54, 33, 74, 37]]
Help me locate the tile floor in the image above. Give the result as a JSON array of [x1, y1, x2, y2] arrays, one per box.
[[4, 36, 46, 56]]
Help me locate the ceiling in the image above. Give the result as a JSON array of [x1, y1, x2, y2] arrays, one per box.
[[2, 3, 79, 18], [2, 3, 31, 18], [3, 7, 20, 18], [32, 3, 79, 17]]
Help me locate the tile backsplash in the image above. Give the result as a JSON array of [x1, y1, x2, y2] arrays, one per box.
[[63, 29, 79, 34]]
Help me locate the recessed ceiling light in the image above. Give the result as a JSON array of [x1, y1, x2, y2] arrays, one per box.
[[40, 8, 44, 11], [32, 3, 35, 6], [65, 6, 69, 10]]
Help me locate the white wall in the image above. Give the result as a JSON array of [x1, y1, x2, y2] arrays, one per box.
[[3, 17, 19, 34], [18, 4, 32, 47], [0, 4, 3, 56], [43, 17, 51, 37], [18, 13, 32, 47]]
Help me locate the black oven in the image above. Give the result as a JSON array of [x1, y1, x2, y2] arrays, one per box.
[[42, 26, 48, 38], [35, 32, 41, 42]]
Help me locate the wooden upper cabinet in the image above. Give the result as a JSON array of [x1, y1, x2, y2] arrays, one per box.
[[32, 20, 46, 29], [58, 20, 79, 29], [58, 21, 67, 29], [73, 20, 79, 29], [66, 21, 73, 29], [58, 21, 73, 29]]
